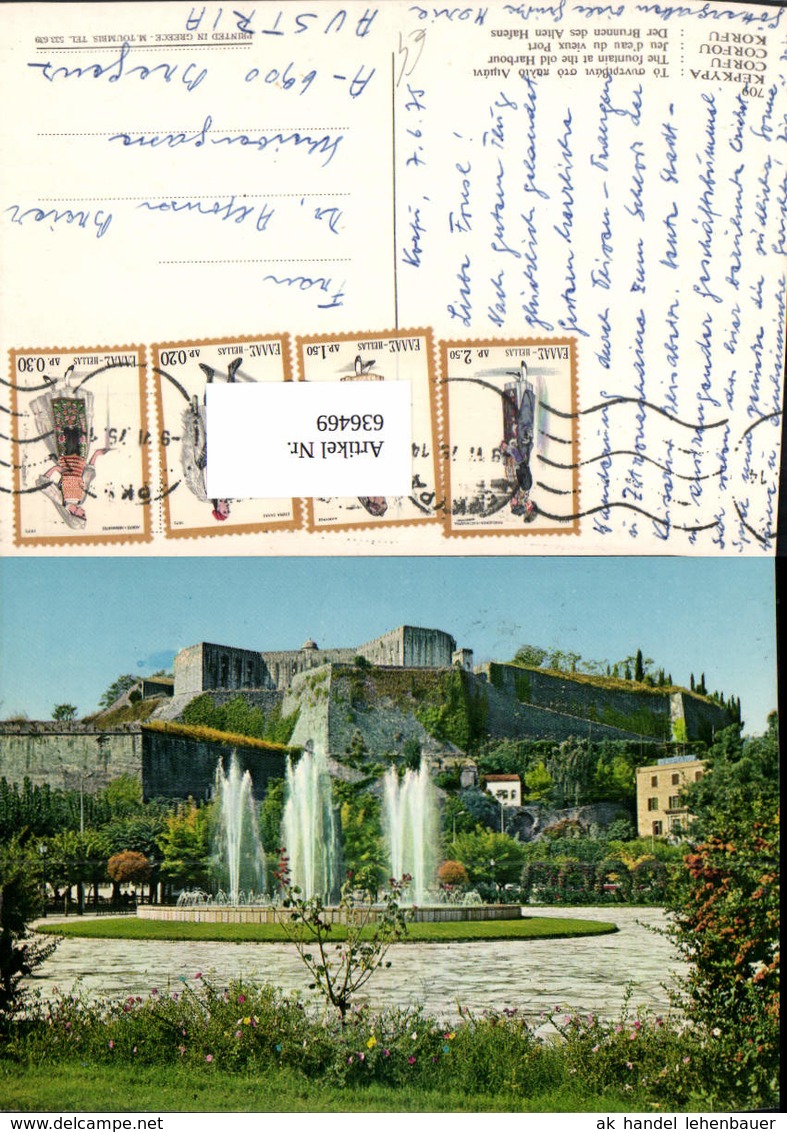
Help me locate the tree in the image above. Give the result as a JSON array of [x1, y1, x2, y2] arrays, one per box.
[[157, 801, 212, 891], [98, 675, 136, 710], [437, 859, 469, 887], [452, 787, 501, 833], [107, 850, 151, 887], [0, 840, 58, 1029], [451, 829, 527, 888], [336, 785, 386, 895], [664, 714, 780, 1107], [634, 649, 644, 683], [523, 760, 553, 803], [511, 644, 548, 668], [401, 737, 421, 770], [52, 704, 78, 722], [100, 775, 144, 818]]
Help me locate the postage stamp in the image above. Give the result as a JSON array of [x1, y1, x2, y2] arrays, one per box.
[[8, 346, 151, 546], [296, 329, 440, 531], [152, 335, 301, 539], [438, 338, 579, 537]]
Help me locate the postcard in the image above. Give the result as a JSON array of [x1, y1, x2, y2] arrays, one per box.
[[0, 0, 785, 554], [0, 554, 779, 1118]]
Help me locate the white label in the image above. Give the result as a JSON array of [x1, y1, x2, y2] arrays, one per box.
[[205, 382, 412, 498]]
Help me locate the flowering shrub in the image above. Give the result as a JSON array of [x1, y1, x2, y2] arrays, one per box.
[[664, 809, 780, 1107], [274, 864, 410, 1024], [8, 975, 774, 1108]]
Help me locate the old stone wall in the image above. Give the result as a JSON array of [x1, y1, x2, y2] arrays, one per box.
[[671, 692, 732, 744], [141, 729, 287, 801], [478, 674, 655, 743], [0, 722, 142, 792], [261, 648, 355, 691], [485, 664, 679, 739], [173, 644, 205, 697], [173, 626, 460, 696]]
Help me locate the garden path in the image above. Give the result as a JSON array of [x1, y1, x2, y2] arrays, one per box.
[[30, 906, 688, 1025]]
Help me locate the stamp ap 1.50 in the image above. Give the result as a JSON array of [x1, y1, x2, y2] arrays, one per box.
[[438, 338, 579, 537], [296, 329, 440, 532]]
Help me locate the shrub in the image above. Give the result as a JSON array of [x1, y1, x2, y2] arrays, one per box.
[[0, 841, 59, 1031], [107, 851, 151, 886], [437, 860, 469, 888]]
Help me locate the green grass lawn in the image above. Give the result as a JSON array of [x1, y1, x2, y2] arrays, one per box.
[[36, 914, 617, 944], [0, 1062, 643, 1113]]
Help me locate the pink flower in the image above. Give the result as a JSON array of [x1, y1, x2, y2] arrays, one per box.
[[151, 988, 158, 996], [205, 1054, 213, 1063], [235, 1031, 242, 1039], [195, 972, 202, 980], [626, 1061, 633, 1070], [408, 1055, 416, 1065], [383, 1048, 391, 1058], [237, 994, 246, 1004], [178, 1045, 186, 1056], [629, 1031, 637, 1040], [682, 1056, 691, 1064], [108, 1040, 115, 1050]]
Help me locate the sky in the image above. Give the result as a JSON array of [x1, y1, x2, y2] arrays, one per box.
[[0, 556, 778, 734]]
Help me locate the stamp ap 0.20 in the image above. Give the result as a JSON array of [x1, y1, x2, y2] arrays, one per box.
[[152, 334, 301, 539]]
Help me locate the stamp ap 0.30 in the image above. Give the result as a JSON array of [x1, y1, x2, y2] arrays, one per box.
[[152, 334, 301, 539], [9, 345, 151, 547], [438, 338, 579, 537]]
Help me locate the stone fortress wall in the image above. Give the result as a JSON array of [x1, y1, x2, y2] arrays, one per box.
[[174, 625, 458, 696], [0, 722, 142, 792], [482, 663, 732, 742], [0, 721, 286, 803]]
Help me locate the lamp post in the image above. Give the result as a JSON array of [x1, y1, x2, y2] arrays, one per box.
[[489, 858, 496, 902], [79, 771, 95, 835], [39, 843, 48, 917], [452, 809, 467, 844]]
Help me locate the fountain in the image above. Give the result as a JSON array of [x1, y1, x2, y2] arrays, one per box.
[[382, 762, 438, 904], [213, 754, 267, 902], [281, 744, 342, 902], [140, 749, 520, 925]]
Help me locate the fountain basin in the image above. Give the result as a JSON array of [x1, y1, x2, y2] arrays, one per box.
[[137, 904, 523, 925]]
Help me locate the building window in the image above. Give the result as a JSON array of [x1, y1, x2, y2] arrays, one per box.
[[671, 773, 680, 785], [652, 821, 663, 836], [647, 797, 659, 811], [695, 770, 703, 781], [651, 775, 658, 787], [668, 795, 681, 810]]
